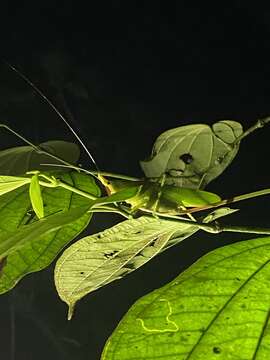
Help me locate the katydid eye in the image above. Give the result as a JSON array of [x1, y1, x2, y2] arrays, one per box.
[[180, 153, 193, 164]]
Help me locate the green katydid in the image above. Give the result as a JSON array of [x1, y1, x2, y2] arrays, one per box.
[[2, 62, 270, 221], [96, 173, 221, 215]]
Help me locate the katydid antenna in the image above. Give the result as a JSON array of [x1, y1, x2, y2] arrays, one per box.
[[2, 59, 100, 172]]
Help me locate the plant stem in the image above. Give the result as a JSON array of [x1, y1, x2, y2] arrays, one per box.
[[144, 211, 270, 235], [214, 224, 270, 235], [233, 116, 270, 145], [197, 222, 270, 235]]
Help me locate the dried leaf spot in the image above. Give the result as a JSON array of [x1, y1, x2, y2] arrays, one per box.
[[215, 156, 224, 165], [179, 153, 193, 164], [104, 250, 118, 259]]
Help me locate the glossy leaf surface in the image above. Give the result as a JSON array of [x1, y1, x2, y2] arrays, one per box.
[[102, 235, 270, 360], [140, 121, 243, 189]]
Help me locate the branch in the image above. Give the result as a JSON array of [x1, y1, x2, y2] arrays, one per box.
[[233, 116, 270, 145]]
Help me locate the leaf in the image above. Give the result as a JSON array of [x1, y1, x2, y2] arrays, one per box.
[[0, 175, 30, 195], [55, 205, 238, 319], [0, 205, 91, 258], [0, 141, 80, 175], [29, 174, 44, 219], [102, 235, 270, 360], [55, 216, 196, 319], [0, 171, 100, 294], [140, 121, 243, 189]]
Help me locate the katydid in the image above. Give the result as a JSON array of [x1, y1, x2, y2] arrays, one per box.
[[96, 174, 221, 215]]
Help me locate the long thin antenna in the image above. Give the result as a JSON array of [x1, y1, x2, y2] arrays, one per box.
[[3, 60, 99, 171]]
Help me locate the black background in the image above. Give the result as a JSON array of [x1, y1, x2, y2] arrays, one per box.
[[0, 1, 270, 359]]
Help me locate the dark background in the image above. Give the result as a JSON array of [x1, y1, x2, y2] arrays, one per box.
[[0, 1, 270, 359]]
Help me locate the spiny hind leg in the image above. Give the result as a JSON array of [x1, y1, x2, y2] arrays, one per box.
[[178, 205, 196, 221]]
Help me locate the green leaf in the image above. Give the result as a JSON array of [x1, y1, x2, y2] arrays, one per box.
[[55, 216, 196, 320], [0, 141, 80, 175], [29, 174, 44, 219], [55, 206, 237, 319], [0, 175, 30, 195], [0, 205, 90, 258], [0, 171, 100, 294], [140, 121, 243, 189], [102, 235, 270, 360]]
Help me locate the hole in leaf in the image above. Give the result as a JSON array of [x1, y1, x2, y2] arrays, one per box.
[[179, 153, 193, 164], [104, 250, 118, 259], [213, 347, 221, 354]]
